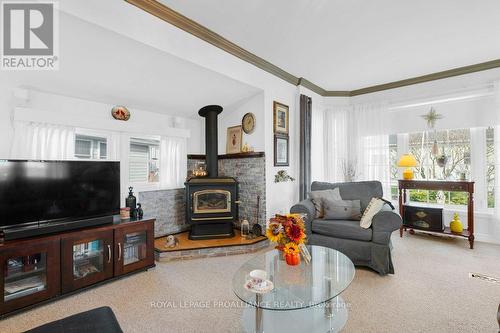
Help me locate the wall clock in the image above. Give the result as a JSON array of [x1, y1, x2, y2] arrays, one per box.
[[242, 112, 256, 134]]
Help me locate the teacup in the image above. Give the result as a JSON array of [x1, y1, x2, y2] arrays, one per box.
[[249, 269, 267, 287]]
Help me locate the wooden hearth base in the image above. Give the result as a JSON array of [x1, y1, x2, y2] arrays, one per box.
[[154, 230, 269, 261]]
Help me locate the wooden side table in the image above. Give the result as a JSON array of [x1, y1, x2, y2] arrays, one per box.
[[398, 179, 475, 249]]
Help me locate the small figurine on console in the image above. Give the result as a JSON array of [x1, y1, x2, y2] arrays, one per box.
[[136, 203, 144, 219], [126, 186, 137, 218]]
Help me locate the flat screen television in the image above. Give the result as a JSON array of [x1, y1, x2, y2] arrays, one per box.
[[0, 160, 120, 240]]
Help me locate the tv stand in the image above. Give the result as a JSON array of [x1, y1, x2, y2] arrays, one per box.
[[0, 217, 155, 317], [2, 215, 115, 241]]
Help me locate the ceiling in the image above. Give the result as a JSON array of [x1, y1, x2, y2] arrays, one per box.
[[7, 11, 261, 118], [159, 0, 500, 91]]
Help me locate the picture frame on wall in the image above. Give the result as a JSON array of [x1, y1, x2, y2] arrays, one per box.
[[273, 101, 289, 134], [274, 134, 289, 166], [226, 125, 243, 154]]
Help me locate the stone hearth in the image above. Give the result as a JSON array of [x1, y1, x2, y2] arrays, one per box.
[[139, 152, 267, 240], [138, 152, 267, 260], [154, 230, 269, 261]]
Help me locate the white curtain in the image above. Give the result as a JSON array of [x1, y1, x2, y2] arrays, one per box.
[[10, 121, 75, 160], [312, 103, 391, 196], [160, 136, 187, 189], [324, 105, 350, 183], [351, 104, 391, 197], [311, 103, 325, 181], [107, 131, 122, 160]]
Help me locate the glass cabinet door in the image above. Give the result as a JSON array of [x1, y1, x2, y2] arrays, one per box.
[[61, 230, 113, 293], [115, 221, 154, 276], [122, 232, 147, 266], [4, 253, 47, 302], [1, 239, 60, 316], [72, 240, 104, 280]]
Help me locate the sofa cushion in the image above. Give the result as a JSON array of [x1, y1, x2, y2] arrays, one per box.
[[311, 181, 383, 212], [308, 188, 341, 218], [360, 198, 385, 228], [312, 219, 372, 241], [323, 199, 361, 220], [26, 306, 123, 333]]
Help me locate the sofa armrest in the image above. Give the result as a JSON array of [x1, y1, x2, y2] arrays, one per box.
[[290, 199, 315, 235], [371, 210, 402, 244]]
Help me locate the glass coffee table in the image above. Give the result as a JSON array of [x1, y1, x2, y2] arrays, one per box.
[[232, 245, 355, 333]]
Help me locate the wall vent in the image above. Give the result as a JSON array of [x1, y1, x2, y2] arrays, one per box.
[[469, 272, 500, 284]]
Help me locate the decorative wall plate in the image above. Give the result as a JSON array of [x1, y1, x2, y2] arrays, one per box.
[[242, 112, 256, 134], [111, 106, 130, 121]]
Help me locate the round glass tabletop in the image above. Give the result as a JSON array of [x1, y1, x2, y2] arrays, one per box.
[[232, 245, 355, 311]]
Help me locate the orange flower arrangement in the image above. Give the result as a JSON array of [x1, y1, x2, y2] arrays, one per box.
[[266, 214, 306, 256]]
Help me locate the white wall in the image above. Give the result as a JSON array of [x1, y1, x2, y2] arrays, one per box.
[[264, 88, 300, 217], [387, 95, 495, 135], [56, 1, 305, 220], [218, 92, 265, 153], [0, 82, 202, 157], [0, 0, 304, 221]]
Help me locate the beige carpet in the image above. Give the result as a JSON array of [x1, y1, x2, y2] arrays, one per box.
[[1, 233, 499, 333]]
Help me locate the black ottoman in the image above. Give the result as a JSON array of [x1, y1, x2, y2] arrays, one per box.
[[25, 306, 123, 333]]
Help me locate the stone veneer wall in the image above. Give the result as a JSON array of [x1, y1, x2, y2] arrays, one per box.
[[156, 239, 269, 262], [140, 154, 266, 238], [188, 154, 266, 231], [138, 188, 187, 237]]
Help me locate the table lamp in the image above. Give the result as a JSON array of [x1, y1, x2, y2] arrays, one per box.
[[398, 154, 417, 180]]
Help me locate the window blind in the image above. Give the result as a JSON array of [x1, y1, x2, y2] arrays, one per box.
[[129, 143, 149, 183]]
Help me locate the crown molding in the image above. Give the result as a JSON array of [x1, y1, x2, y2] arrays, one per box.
[[125, 0, 500, 97], [323, 90, 351, 97], [297, 78, 326, 96], [124, 0, 301, 86], [348, 59, 500, 96]]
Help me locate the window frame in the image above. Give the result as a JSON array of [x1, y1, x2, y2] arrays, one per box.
[[74, 129, 110, 160], [128, 136, 161, 192], [392, 127, 494, 214]]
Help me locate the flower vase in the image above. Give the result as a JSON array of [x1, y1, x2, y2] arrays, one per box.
[[285, 253, 301, 266], [278, 250, 285, 261]]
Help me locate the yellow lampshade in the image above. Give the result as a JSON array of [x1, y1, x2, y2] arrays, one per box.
[[398, 154, 418, 180], [398, 154, 417, 167]]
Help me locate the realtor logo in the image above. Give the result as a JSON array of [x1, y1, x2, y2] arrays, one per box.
[[1, 1, 59, 70]]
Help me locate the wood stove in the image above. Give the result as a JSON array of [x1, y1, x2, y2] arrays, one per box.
[[185, 178, 238, 239], [185, 105, 239, 240]]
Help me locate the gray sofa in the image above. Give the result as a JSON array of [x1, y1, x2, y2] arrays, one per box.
[[290, 181, 401, 275]]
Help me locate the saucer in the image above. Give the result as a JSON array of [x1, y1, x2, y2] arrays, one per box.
[[244, 279, 274, 294]]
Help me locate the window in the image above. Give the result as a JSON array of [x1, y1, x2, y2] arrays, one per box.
[[75, 134, 107, 159], [409, 129, 471, 182], [390, 127, 495, 210], [408, 129, 471, 206], [129, 138, 160, 184]]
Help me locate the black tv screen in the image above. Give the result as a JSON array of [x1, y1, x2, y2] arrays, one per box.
[[0, 160, 120, 228]]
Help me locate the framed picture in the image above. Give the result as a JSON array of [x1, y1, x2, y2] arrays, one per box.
[[226, 125, 243, 154], [274, 134, 289, 166], [273, 101, 289, 134]]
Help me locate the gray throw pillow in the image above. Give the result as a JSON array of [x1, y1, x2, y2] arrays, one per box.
[[308, 188, 342, 218], [323, 199, 362, 220]]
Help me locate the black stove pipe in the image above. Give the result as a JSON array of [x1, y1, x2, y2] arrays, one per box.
[[198, 105, 223, 177]]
